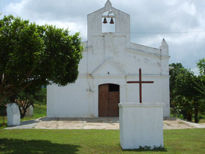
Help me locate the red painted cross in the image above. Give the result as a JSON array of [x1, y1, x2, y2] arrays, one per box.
[[127, 68, 154, 103]]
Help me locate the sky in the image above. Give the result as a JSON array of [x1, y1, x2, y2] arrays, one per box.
[[0, 0, 205, 74]]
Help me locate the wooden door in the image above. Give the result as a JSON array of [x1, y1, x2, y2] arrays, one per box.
[[99, 84, 109, 117], [108, 90, 119, 116], [98, 84, 119, 117]]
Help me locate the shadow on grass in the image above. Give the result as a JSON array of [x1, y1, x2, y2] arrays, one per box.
[[0, 138, 80, 154]]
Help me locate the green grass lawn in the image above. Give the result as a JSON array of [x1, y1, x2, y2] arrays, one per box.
[[199, 114, 205, 123], [0, 129, 205, 154], [199, 119, 205, 123]]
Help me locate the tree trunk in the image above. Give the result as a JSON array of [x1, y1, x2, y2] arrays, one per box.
[[182, 110, 192, 122], [20, 111, 26, 119], [19, 106, 27, 119], [194, 102, 199, 123], [187, 113, 192, 122], [2, 116, 6, 126]]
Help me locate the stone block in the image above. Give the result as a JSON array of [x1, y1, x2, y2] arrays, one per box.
[[119, 103, 163, 149], [26, 105, 34, 116], [7, 103, 21, 126]]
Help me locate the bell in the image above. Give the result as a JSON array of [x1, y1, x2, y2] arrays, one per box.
[[110, 17, 114, 24], [103, 17, 107, 24]]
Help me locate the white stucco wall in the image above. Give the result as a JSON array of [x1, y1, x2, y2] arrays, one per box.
[[47, 1, 170, 118]]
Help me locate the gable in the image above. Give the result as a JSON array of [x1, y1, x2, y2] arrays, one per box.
[[91, 58, 126, 77]]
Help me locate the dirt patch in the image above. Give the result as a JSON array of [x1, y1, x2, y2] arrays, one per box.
[[34, 118, 205, 130]]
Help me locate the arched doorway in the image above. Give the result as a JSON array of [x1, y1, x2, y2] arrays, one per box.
[[98, 84, 120, 117]]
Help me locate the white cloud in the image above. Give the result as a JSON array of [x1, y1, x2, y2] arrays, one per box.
[[191, 67, 200, 75]]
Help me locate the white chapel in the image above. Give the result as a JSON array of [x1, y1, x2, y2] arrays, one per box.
[[47, 0, 170, 118]]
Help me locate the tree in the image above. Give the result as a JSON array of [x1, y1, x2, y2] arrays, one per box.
[[169, 63, 184, 101], [0, 15, 82, 105], [197, 58, 205, 75], [196, 58, 205, 97], [169, 63, 203, 122], [170, 63, 195, 121], [195, 58, 205, 118], [171, 95, 193, 121]]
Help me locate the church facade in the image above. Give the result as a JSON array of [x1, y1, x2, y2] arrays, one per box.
[[47, 0, 170, 118]]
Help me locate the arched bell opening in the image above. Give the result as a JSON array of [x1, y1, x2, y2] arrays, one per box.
[[98, 83, 120, 117], [102, 10, 115, 33]]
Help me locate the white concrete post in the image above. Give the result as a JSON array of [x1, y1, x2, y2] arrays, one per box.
[[119, 103, 164, 149]]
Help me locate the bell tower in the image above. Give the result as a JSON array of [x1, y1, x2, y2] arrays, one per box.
[[87, 0, 130, 42]]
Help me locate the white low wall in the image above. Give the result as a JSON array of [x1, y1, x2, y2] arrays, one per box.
[[119, 103, 163, 149]]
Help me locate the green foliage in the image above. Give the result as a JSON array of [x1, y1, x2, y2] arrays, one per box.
[[169, 63, 184, 100], [0, 104, 6, 116], [0, 15, 82, 105], [197, 58, 205, 75], [171, 95, 193, 121], [170, 62, 205, 123], [0, 129, 205, 153]]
